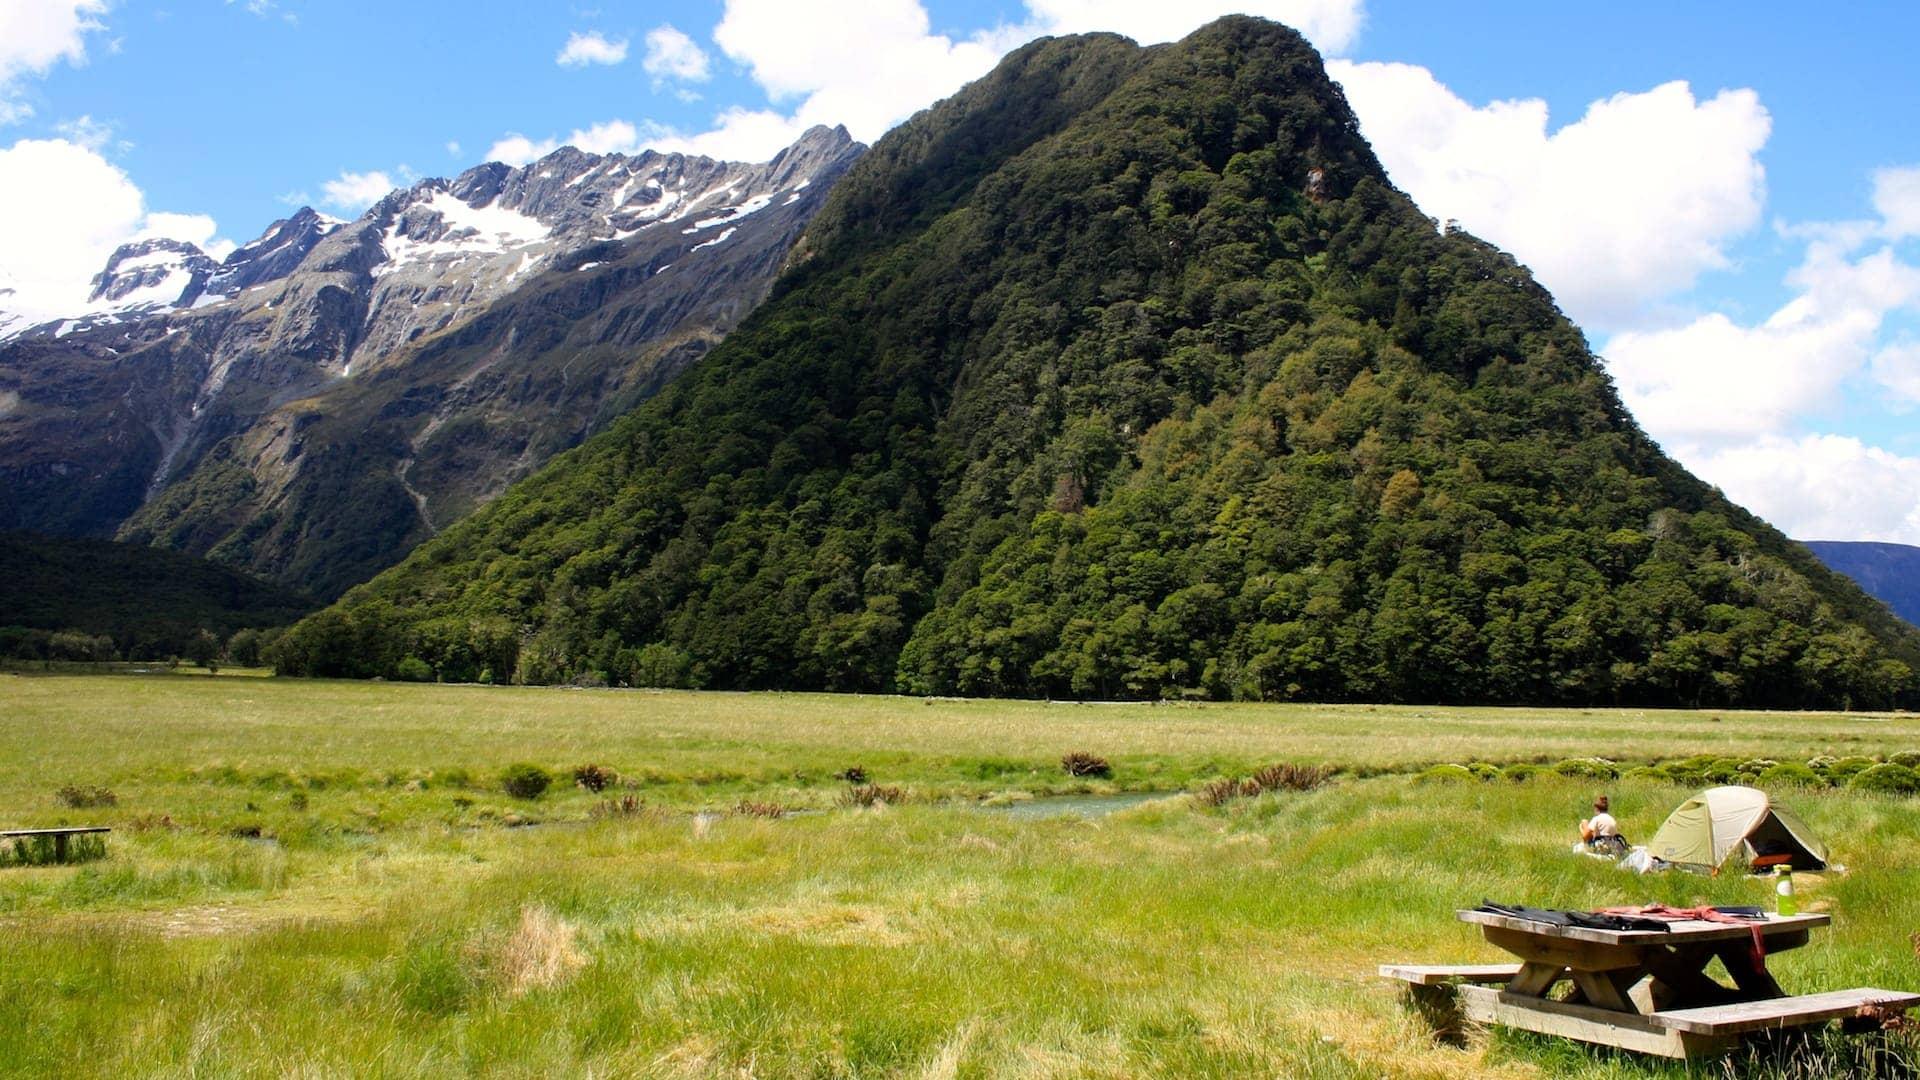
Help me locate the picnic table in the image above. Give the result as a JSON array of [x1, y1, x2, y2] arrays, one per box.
[[1, 826, 110, 863], [1381, 907, 1919, 1057]]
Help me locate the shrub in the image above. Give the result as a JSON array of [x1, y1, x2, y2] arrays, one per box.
[[835, 766, 869, 784], [1250, 762, 1332, 792], [394, 656, 434, 682], [501, 764, 552, 800], [1805, 755, 1839, 775], [1757, 762, 1821, 788], [1849, 763, 1920, 795], [1061, 751, 1111, 778], [1704, 757, 1745, 783], [1464, 762, 1500, 781], [1194, 777, 1260, 806], [1501, 763, 1541, 783], [54, 784, 117, 808], [840, 783, 906, 808], [1622, 765, 1667, 781], [589, 795, 648, 819], [733, 800, 786, 818], [572, 764, 617, 793], [1888, 751, 1920, 769], [1552, 757, 1619, 780], [1827, 756, 1879, 784], [1417, 764, 1475, 783]]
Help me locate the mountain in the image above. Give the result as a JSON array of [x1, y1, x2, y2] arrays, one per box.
[[1805, 541, 1920, 626], [272, 18, 1920, 709], [0, 126, 863, 598], [0, 530, 314, 658]]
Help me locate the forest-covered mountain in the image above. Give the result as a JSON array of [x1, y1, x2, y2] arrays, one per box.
[[1806, 541, 1920, 627], [0, 128, 861, 599], [0, 530, 313, 659], [275, 17, 1920, 708]]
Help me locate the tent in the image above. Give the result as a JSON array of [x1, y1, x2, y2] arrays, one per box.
[[1646, 786, 1828, 873]]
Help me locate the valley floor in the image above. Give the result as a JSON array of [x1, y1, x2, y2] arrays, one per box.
[[2, 674, 1918, 1077]]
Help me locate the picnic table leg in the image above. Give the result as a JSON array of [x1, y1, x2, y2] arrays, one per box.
[[1714, 941, 1785, 1000], [1642, 945, 1738, 1008], [54, 833, 67, 863], [1570, 968, 1640, 1012], [1506, 962, 1567, 998]]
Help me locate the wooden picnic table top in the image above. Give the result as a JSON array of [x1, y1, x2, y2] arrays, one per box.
[[1, 826, 112, 838], [1457, 908, 1829, 947]]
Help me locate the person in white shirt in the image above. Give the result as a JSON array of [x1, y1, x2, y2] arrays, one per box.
[[1580, 794, 1626, 855]]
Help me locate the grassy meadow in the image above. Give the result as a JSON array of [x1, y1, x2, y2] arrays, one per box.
[[3, 673, 1920, 1078]]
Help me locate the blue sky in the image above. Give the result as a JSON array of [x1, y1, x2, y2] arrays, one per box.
[[3, 1, 1919, 544]]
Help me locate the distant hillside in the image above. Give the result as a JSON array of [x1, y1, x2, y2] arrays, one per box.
[[0, 531, 314, 657], [277, 18, 1920, 709], [1805, 541, 1920, 626]]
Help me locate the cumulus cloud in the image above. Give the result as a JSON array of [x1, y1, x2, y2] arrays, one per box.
[[319, 169, 396, 212], [486, 119, 678, 167], [1025, 0, 1363, 53], [1873, 165, 1920, 240], [643, 25, 710, 83], [0, 137, 228, 320], [0, 0, 109, 123], [557, 30, 628, 68], [1329, 62, 1770, 330], [1872, 341, 1920, 406], [1687, 435, 1920, 544]]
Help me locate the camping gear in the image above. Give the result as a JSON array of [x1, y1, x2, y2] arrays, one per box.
[[1774, 867, 1797, 915], [1646, 786, 1828, 874]]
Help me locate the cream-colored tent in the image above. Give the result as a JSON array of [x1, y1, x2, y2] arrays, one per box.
[[1646, 786, 1828, 873]]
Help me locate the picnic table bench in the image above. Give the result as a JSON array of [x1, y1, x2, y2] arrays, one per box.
[[1, 826, 110, 863], [1381, 908, 1920, 1058]]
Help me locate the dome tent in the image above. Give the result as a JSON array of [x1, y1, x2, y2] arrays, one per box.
[[1646, 786, 1828, 873]]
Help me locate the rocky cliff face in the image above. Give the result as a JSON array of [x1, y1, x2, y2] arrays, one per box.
[[0, 126, 863, 597]]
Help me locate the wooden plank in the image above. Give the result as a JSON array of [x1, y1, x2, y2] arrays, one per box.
[[0, 827, 112, 837], [1506, 962, 1566, 998], [1483, 925, 1647, 972], [1458, 909, 1828, 946], [1377, 963, 1521, 986], [1655, 988, 1920, 1036], [1457, 984, 1729, 1058], [1571, 969, 1637, 1012]]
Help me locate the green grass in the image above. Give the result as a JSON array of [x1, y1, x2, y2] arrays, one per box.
[[2, 674, 1919, 1077]]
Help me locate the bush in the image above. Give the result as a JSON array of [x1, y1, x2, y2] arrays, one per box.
[[1463, 762, 1500, 781], [1888, 751, 1920, 769], [1061, 751, 1111, 778], [1500, 763, 1541, 783], [1704, 757, 1746, 783], [835, 766, 869, 784], [1622, 765, 1667, 782], [1805, 755, 1839, 775], [1757, 762, 1821, 788], [733, 800, 786, 818], [572, 764, 617, 793], [394, 656, 434, 682], [841, 783, 906, 808], [54, 784, 117, 808], [1849, 763, 1920, 795], [1194, 777, 1259, 806], [1250, 762, 1332, 792], [1552, 757, 1619, 780], [501, 764, 552, 800], [1735, 758, 1778, 780], [589, 795, 649, 819], [1827, 756, 1879, 784], [1417, 764, 1475, 783]]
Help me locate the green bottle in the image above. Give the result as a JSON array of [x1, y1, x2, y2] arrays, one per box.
[[1774, 866, 1797, 916]]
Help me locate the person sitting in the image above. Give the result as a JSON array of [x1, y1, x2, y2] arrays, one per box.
[[1580, 795, 1628, 856]]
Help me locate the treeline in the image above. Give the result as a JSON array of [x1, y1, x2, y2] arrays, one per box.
[[0, 531, 312, 663], [270, 19, 1920, 708]]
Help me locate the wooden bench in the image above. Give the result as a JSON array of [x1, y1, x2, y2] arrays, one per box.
[[1399, 976, 1919, 1058], [1, 826, 110, 863]]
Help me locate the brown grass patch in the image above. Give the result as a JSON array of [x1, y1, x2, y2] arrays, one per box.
[[496, 905, 587, 995]]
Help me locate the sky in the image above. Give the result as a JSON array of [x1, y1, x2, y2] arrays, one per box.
[[3, 0, 1919, 546]]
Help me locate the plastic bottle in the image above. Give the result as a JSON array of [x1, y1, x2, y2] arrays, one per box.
[[1774, 865, 1797, 916]]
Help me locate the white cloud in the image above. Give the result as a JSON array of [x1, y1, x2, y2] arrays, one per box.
[[0, 137, 228, 321], [1873, 165, 1920, 241], [1688, 434, 1920, 544], [319, 169, 396, 212], [1025, 0, 1363, 54], [643, 25, 710, 83], [557, 30, 628, 68], [445, 139, 461, 156], [53, 113, 114, 151], [1329, 62, 1770, 329], [0, 0, 109, 124], [1871, 340, 1920, 407]]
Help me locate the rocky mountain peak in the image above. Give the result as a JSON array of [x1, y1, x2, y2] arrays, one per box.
[[86, 237, 217, 309]]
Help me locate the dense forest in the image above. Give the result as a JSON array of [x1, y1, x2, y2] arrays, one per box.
[[0, 531, 313, 662], [273, 17, 1920, 708]]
